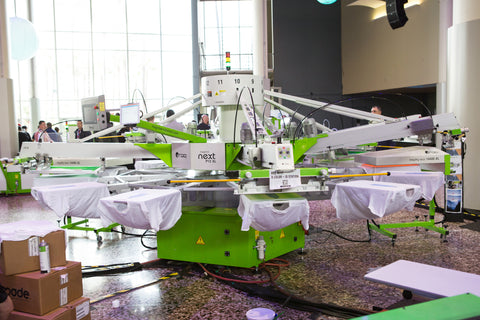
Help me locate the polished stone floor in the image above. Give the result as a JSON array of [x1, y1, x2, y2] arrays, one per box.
[[1, 193, 480, 319]]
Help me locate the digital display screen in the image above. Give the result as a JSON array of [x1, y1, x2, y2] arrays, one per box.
[[120, 103, 140, 125], [82, 104, 97, 124]]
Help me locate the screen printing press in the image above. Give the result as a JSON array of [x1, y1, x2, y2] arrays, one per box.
[[11, 74, 468, 268]]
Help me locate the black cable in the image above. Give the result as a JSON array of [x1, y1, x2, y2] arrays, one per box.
[[290, 96, 328, 132], [82, 262, 143, 278], [308, 231, 334, 246], [292, 95, 401, 146], [287, 104, 303, 139], [390, 93, 432, 118], [358, 94, 406, 119], [288, 97, 331, 139], [111, 229, 156, 238], [319, 221, 372, 243], [111, 229, 157, 250], [232, 86, 247, 150], [141, 229, 157, 250], [211, 267, 372, 318]]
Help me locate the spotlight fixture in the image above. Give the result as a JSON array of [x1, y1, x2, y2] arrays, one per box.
[[317, 0, 337, 4]]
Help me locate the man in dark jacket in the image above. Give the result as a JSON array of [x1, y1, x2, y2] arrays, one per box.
[[74, 120, 92, 139]]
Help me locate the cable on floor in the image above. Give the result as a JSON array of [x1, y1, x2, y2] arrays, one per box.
[[202, 262, 374, 319], [82, 258, 175, 278], [89, 271, 179, 305], [309, 221, 372, 243], [197, 258, 289, 285], [111, 228, 157, 250]]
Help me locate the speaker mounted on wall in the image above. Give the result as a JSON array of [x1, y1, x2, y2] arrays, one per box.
[[386, 0, 408, 29]]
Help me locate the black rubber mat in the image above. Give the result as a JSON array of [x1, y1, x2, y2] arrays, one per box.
[[460, 221, 480, 232]]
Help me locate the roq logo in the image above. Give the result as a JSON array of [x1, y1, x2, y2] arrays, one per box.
[[4, 287, 30, 299], [175, 152, 187, 159]]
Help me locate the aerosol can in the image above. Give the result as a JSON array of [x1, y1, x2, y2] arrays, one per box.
[[39, 239, 51, 273]]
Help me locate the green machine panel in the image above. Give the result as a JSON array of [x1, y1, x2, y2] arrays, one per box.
[[157, 207, 305, 268], [351, 294, 480, 320]]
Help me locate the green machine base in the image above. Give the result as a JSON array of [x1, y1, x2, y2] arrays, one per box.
[[368, 199, 448, 245], [60, 216, 120, 243], [350, 293, 480, 320], [156, 206, 305, 268]]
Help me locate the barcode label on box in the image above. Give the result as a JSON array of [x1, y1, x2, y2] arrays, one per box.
[[60, 287, 68, 306], [60, 273, 69, 285], [76, 301, 90, 319], [29, 237, 39, 256]]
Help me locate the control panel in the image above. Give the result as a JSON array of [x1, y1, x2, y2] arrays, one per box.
[[260, 143, 295, 171]]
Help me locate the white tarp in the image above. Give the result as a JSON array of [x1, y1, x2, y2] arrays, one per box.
[[31, 182, 110, 218], [98, 189, 182, 231], [374, 171, 444, 201], [332, 180, 421, 220], [237, 193, 309, 231], [0, 220, 61, 242]]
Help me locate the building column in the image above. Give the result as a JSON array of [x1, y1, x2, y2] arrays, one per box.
[[447, 0, 480, 210], [0, 0, 18, 158]]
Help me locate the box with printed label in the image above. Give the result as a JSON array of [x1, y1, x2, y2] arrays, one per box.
[[65, 297, 91, 320], [0, 230, 67, 276], [8, 297, 91, 320], [0, 261, 82, 316]]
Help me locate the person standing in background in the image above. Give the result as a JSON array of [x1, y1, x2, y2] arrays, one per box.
[[74, 120, 92, 139], [21, 125, 31, 141], [46, 122, 62, 142], [33, 121, 53, 142], [197, 114, 210, 130], [18, 126, 30, 149], [163, 109, 184, 131]]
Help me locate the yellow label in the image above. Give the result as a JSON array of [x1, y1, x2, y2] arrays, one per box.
[[196, 236, 205, 245], [255, 230, 260, 240], [280, 230, 285, 239], [99, 102, 105, 111]]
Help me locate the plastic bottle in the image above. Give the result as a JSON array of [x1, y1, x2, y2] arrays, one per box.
[[39, 239, 51, 273]]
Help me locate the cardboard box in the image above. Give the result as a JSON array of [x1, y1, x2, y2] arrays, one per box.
[[0, 230, 67, 276], [0, 261, 83, 316], [65, 297, 90, 320], [8, 308, 71, 320], [8, 297, 91, 320]]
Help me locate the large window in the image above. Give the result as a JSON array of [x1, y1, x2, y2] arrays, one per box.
[[10, 0, 193, 127], [198, 0, 254, 72]]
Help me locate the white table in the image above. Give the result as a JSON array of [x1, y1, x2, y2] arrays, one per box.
[[31, 182, 110, 218], [332, 180, 422, 220], [365, 260, 480, 299], [97, 189, 182, 231]]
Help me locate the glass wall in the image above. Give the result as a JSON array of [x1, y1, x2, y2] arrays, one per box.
[[198, 0, 253, 72], [10, 0, 193, 128]]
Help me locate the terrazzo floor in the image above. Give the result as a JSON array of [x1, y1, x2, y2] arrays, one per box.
[[1, 193, 480, 319]]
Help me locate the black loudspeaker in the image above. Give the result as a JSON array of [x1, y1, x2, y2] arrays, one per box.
[[386, 0, 408, 29]]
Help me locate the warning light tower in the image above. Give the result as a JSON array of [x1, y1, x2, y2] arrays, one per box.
[[225, 51, 231, 72]]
